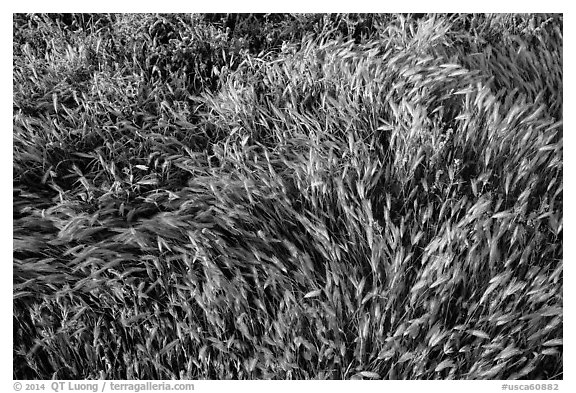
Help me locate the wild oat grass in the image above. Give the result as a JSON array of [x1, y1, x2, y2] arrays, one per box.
[[13, 13, 562, 379]]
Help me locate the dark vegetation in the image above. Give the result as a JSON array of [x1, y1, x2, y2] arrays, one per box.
[[13, 13, 562, 379]]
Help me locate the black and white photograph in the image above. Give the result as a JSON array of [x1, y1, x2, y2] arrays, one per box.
[[12, 10, 564, 384]]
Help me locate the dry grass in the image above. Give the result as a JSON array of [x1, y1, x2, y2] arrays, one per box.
[[13, 13, 562, 379]]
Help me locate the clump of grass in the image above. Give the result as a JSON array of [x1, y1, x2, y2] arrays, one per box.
[[14, 13, 562, 380]]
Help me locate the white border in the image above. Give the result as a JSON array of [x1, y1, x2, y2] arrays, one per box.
[[5, 1, 569, 13]]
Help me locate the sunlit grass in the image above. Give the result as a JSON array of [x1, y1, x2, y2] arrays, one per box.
[[13, 13, 562, 380]]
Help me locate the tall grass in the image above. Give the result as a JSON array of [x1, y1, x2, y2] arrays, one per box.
[[14, 13, 562, 380]]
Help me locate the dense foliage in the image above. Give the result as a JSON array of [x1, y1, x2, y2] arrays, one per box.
[[13, 13, 562, 380]]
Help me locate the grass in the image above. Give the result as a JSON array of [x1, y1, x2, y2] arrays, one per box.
[[13, 13, 562, 380]]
